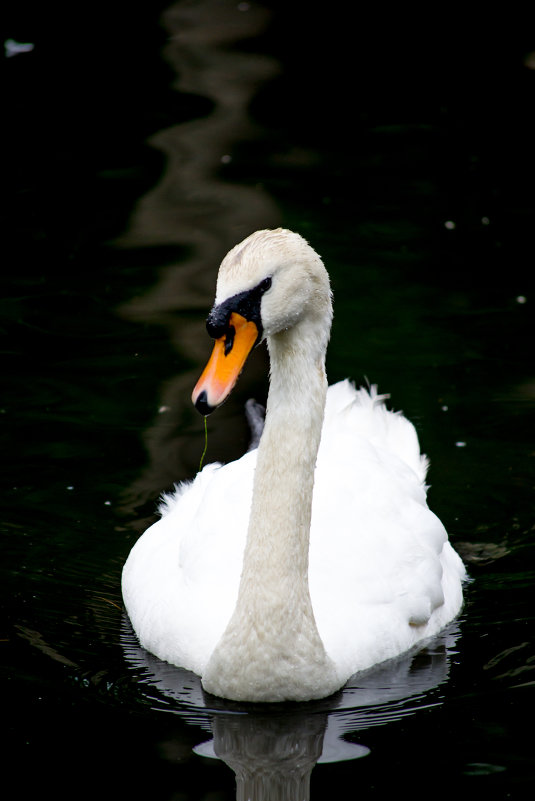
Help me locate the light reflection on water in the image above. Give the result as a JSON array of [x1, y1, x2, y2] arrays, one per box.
[[115, 0, 280, 520]]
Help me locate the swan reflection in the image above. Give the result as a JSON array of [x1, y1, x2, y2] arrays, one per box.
[[122, 618, 461, 798]]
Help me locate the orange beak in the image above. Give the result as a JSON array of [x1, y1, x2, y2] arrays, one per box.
[[192, 312, 259, 415]]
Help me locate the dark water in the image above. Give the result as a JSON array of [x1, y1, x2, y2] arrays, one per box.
[[3, 2, 535, 798]]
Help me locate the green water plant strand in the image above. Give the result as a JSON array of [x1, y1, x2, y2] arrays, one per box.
[[199, 416, 208, 472]]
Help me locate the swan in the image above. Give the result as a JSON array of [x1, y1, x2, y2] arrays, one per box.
[[122, 228, 466, 703]]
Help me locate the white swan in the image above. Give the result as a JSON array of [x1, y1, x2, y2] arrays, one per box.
[[122, 228, 466, 703]]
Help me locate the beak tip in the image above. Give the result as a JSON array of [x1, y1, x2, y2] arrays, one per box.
[[193, 389, 215, 416]]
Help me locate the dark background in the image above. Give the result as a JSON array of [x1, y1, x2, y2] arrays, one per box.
[[3, 2, 535, 799]]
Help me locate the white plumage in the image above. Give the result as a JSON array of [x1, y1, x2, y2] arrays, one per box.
[[122, 229, 465, 702]]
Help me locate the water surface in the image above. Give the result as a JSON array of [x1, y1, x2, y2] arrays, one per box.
[[4, 2, 535, 798]]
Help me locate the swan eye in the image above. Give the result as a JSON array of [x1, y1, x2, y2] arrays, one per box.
[[259, 277, 272, 293], [224, 324, 235, 355]]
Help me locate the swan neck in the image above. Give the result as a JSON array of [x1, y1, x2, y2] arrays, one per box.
[[246, 329, 328, 581], [201, 320, 340, 701]]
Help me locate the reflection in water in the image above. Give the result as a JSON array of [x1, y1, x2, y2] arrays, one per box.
[[115, 0, 280, 517], [122, 617, 461, 799], [208, 712, 334, 801]]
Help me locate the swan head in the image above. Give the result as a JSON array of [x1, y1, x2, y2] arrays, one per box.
[[192, 228, 332, 415]]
